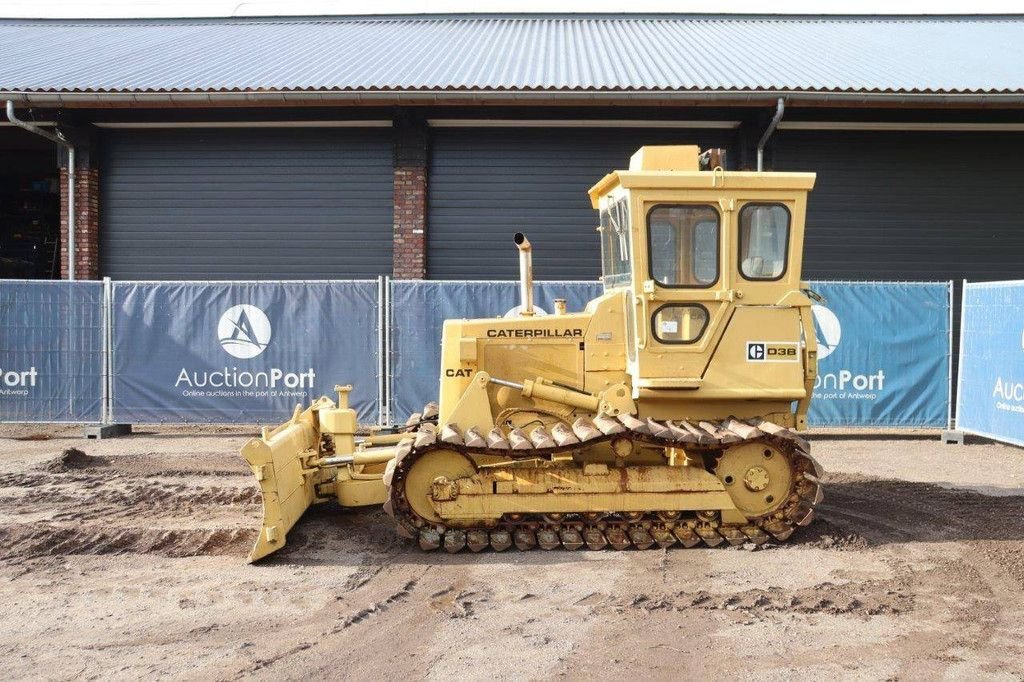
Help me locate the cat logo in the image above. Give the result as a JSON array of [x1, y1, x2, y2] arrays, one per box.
[[445, 368, 473, 378], [747, 341, 800, 363]]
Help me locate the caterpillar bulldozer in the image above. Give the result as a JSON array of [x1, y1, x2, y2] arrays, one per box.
[[242, 145, 822, 562]]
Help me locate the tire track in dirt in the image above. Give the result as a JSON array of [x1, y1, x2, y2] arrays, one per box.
[[233, 576, 423, 679], [811, 473, 1024, 667], [621, 578, 914, 618]]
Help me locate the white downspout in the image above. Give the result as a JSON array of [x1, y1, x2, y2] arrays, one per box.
[[757, 98, 786, 172], [6, 100, 76, 280]]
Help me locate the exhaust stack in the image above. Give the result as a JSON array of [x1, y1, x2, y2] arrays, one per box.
[[514, 232, 534, 317]]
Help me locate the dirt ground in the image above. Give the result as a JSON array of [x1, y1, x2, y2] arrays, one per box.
[[1, 425, 1023, 681]]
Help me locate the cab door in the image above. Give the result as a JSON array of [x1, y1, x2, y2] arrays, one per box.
[[630, 201, 735, 389]]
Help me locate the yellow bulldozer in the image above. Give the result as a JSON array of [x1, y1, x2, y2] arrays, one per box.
[[242, 145, 822, 561]]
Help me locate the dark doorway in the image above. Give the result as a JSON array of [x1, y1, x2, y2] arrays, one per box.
[[0, 127, 60, 279]]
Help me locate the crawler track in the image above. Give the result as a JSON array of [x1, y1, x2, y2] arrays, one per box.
[[383, 415, 822, 552]]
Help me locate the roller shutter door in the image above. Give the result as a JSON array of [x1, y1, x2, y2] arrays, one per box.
[[775, 130, 1024, 282], [428, 128, 736, 280], [100, 128, 393, 279]]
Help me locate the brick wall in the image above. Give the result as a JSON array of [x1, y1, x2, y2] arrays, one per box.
[[392, 165, 427, 279], [58, 166, 101, 280], [392, 115, 429, 279]]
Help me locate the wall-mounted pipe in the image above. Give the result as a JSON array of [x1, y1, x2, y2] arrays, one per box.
[[6, 100, 76, 280], [756, 97, 785, 172], [514, 232, 534, 317]]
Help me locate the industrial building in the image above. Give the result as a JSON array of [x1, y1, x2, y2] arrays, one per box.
[[1, 14, 1022, 283]]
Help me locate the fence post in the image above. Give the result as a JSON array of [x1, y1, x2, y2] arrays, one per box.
[[84, 278, 132, 440], [954, 280, 969, 429], [375, 275, 394, 427], [941, 279, 968, 445], [384, 275, 393, 426], [102, 276, 110, 424], [947, 280, 954, 431], [376, 275, 386, 426]]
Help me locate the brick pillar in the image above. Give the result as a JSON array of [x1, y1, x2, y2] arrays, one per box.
[[59, 166, 100, 279], [57, 124, 101, 280], [392, 115, 429, 279], [392, 166, 427, 279]]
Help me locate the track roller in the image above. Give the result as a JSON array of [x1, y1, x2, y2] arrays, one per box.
[[628, 527, 655, 550], [584, 527, 608, 550], [537, 528, 561, 550], [444, 530, 467, 553], [514, 529, 537, 551], [606, 527, 631, 550], [419, 528, 441, 551], [741, 526, 770, 545], [490, 529, 512, 552], [720, 527, 747, 546], [673, 526, 702, 548], [651, 527, 677, 549], [695, 526, 724, 547], [762, 519, 794, 541], [559, 528, 585, 550], [466, 529, 490, 552]]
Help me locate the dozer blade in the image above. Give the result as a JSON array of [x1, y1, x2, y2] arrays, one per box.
[[241, 405, 321, 562]]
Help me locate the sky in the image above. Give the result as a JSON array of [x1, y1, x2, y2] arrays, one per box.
[[2, 0, 1022, 19]]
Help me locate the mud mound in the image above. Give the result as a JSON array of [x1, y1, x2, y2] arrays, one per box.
[[12, 433, 51, 441], [43, 448, 108, 473], [797, 517, 869, 550], [0, 471, 261, 517], [821, 476, 1024, 544], [271, 506, 401, 561], [94, 452, 251, 478], [1, 451, 263, 562], [0, 523, 257, 560]]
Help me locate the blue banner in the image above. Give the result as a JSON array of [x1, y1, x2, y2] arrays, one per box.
[[956, 281, 1024, 447], [390, 280, 950, 428], [112, 281, 379, 423], [0, 278, 952, 428], [806, 281, 950, 428], [390, 281, 602, 420], [0, 281, 104, 423]]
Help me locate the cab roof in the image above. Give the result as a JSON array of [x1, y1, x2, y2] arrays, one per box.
[[588, 145, 816, 208]]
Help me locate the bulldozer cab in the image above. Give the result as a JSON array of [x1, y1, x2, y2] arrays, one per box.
[[589, 146, 816, 417]]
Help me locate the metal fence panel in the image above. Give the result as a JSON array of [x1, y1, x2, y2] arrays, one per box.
[[2, 277, 949, 429], [806, 281, 951, 428], [111, 280, 379, 423], [390, 279, 949, 428], [956, 280, 1024, 447], [0, 280, 104, 422], [389, 280, 601, 420]]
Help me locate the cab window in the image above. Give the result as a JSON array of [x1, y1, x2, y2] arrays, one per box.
[[652, 304, 709, 344], [599, 197, 632, 289], [647, 205, 719, 288], [739, 204, 790, 281]]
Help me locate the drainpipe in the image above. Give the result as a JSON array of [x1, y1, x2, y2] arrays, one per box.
[[756, 98, 785, 172], [6, 100, 76, 280]]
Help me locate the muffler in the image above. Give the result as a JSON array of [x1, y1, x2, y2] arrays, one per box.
[[514, 232, 534, 316]]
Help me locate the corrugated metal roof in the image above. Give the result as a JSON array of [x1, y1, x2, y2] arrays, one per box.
[[2, 15, 1023, 98]]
